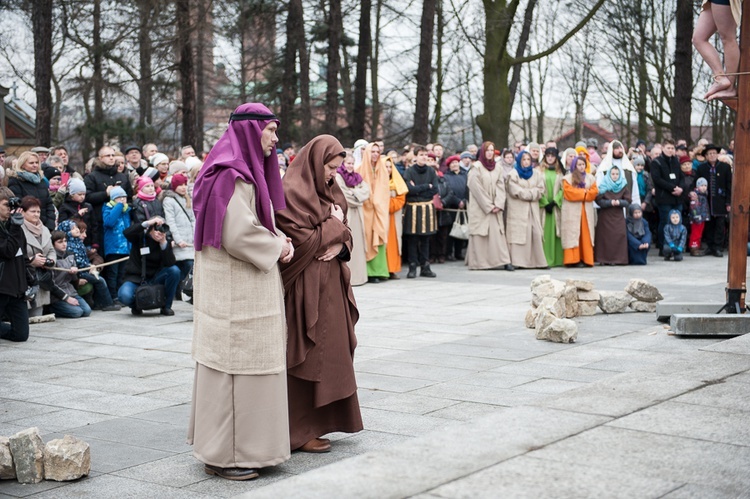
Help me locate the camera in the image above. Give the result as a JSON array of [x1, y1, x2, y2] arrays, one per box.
[[8, 197, 21, 210], [44, 258, 55, 268], [153, 223, 170, 234]]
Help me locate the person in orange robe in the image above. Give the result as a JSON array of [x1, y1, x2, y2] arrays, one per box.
[[561, 156, 598, 267], [384, 157, 407, 278]]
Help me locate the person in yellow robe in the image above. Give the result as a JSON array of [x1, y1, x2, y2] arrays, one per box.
[[385, 156, 407, 278]]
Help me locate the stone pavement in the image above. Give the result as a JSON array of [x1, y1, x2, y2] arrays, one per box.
[[0, 251, 747, 498]]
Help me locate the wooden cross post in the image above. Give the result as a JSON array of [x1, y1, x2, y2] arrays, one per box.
[[723, 0, 750, 313]]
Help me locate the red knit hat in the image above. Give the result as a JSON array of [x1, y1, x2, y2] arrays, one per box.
[[171, 173, 188, 190]]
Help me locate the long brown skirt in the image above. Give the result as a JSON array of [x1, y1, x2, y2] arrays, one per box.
[[288, 375, 363, 450], [188, 362, 290, 468]]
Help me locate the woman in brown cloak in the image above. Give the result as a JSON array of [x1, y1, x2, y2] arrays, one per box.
[[275, 135, 363, 453]]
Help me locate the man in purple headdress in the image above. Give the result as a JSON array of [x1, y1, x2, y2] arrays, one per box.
[[187, 103, 294, 481]]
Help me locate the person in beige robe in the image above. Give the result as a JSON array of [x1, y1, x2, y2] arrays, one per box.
[[505, 151, 548, 269], [189, 103, 293, 481], [335, 154, 370, 286], [465, 141, 513, 271]]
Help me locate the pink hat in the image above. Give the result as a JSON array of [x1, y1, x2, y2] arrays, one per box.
[[171, 173, 188, 191], [136, 175, 154, 192]]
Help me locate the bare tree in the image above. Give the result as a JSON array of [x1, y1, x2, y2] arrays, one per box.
[[176, 0, 198, 147], [32, 0, 53, 144], [672, 0, 693, 141], [351, 0, 372, 141], [413, 0, 436, 144]]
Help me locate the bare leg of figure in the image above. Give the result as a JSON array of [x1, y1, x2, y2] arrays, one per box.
[[709, 4, 739, 100]]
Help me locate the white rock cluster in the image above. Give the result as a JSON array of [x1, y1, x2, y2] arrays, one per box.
[[1, 428, 90, 484], [526, 277, 664, 343]]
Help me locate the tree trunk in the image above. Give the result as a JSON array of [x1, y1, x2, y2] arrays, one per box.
[[32, 0, 53, 145], [325, 0, 343, 134], [352, 0, 371, 140], [508, 0, 538, 111], [429, 0, 443, 143], [340, 46, 354, 127], [672, 0, 692, 141], [195, 0, 207, 153], [137, 0, 153, 130], [93, 0, 104, 149], [413, 0, 436, 144], [176, 0, 197, 147], [370, 0, 382, 139], [281, 0, 300, 141]]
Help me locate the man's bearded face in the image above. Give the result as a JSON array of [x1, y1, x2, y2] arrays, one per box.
[[613, 147, 623, 159]]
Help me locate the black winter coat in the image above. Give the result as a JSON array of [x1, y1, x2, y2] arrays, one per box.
[[7, 176, 56, 231], [58, 198, 98, 247], [435, 175, 459, 227], [403, 165, 439, 202], [122, 223, 176, 283], [697, 161, 732, 216], [650, 154, 685, 206], [84, 162, 133, 248], [443, 169, 468, 224], [0, 218, 29, 297]]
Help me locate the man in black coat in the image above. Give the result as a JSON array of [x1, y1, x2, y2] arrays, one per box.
[[84, 146, 133, 251], [697, 144, 732, 257], [117, 217, 180, 316], [649, 139, 685, 249], [0, 187, 29, 342]]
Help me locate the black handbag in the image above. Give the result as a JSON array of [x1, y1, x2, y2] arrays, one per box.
[[134, 239, 166, 310]]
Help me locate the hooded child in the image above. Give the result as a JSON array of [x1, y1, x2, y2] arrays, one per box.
[[626, 203, 651, 265], [663, 209, 688, 261]]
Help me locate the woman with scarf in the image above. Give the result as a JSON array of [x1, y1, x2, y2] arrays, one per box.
[[20, 196, 56, 316], [626, 203, 651, 265], [595, 165, 631, 265], [275, 135, 363, 454], [562, 157, 598, 267], [505, 151, 547, 269], [499, 149, 516, 179], [466, 142, 513, 270], [358, 143, 390, 283], [538, 148, 564, 267], [335, 152, 370, 286], [560, 148, 578, 173], [385, 156, 408, 278], [8, 152, 56, 230], [575, 146, 593, 174], [132, 176, 165, 225]]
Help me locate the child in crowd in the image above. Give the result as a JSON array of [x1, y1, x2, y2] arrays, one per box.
[[663, 210, 688, 261], [57, 179, 98, 249], [102, 186, 132, 300], [688, 177, 710, 256], [132, 176, 164, 224], [626, 203, 651, 265], [49, 230, 91, 318], [57, 219, 119, 311]]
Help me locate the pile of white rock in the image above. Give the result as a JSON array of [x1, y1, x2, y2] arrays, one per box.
[[1, 428, 90, 484], [526, 276, 663, 344]]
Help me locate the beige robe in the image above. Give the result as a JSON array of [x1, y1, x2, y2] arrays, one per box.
[[336, 174, 370, 286], [505, 169, 547, 268], [561, 173, 598, 249], [188, 179, 290, 469], [465, 162, 511, 269]]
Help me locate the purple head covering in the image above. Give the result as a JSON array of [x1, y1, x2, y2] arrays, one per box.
[[192, 103, 285, 251], [336, 162, 363, 187]]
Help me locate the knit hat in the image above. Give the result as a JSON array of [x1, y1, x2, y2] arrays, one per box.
[[460, 152, 473, 160], [679, 155, 692, 164], [150, 152, 169, 167], [185, 156, 202, 173], [697, 178, 708, 188], [168, 160, 187, 175], [136, 175, 154, 192], [171, 173, 188, 190], [109, 186, 127, 201], [632, 156, 646, 166], [43, 166, 61, 180], [444, 155, 460, 166], [68, 178, 86, 195]]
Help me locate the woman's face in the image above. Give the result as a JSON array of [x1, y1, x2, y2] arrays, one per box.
[[565, 154, 574, 167], [324, 159, 341, 182], [23, 205, 41, 224], [449, 160, 460, 173], [175, 184, 187, 196], [343, 156, 355, 173], [385, 159, 393, 175], [115, 158, 125, 173], [521, 154, 531, 167], [484, 146, 495, 160], [634, 162, 644, 172], [22, 156, 40, 173], [503, 153, 514, 165], [610, 168, 620, 181], [680, 162, 692, 174], [631, 209, 643, 220], [157, 161, 169, 173], [575, 160, 586, 174], [141, 183, 155, 195], [545, 153, 556, 166]]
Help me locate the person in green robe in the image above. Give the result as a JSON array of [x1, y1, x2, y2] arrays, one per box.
[[538, 148, 565, 267]]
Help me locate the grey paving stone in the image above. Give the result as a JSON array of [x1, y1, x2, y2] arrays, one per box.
[[359, 407, 453, 437], [129, 403, 191, 425], [607, 400, 750, 446], [113, 452, 211, 488], [0, 379, 73, 402], [637, 351, 750, 382], [0, 478, 67, 497], [420, 343, 546, 361], [327, 430, 413, 453], [184, 467, 293, 497], [139, 383, 194, 403], [411, 382, 549, 407], [55, 358, 182, 378], [237, 406, 609, 498], [660, 483, 741, 498], [42, 371, 180, 396], [528, 426, 750, 494], [673, 379, 750, 412], [379, 350, 510, 370], [425, 402, 505, 422], [491, 362, 616, 383], [355, 359, 473, 382], [512, 378, 589, 394], [0, 349, 93, 367], [699, 332, 750, 355], [425, 455, 680, 498], [26, 389, 177, 417], [142, 368, 195, 384], [0, 400, 63, 423], [7, 409, 117, 433], [449, 371, 539, 389], [72, 417, 192, 453], [361, 393, 459, 415], [26, 473, 211, 499], [355, 372, 436, 393]]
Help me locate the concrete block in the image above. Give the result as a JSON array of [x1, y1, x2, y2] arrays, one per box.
[[670, 314, 750, 336], [655, 302, 724, 322]]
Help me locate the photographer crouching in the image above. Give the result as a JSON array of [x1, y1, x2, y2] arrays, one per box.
[[118, 217, 180, 316], [0, 188, 29, 342]]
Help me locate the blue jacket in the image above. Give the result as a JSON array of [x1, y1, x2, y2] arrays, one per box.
[[102, 201, 132, 256], [57, 219, 91, 269], [663, 210, 687, 251]]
